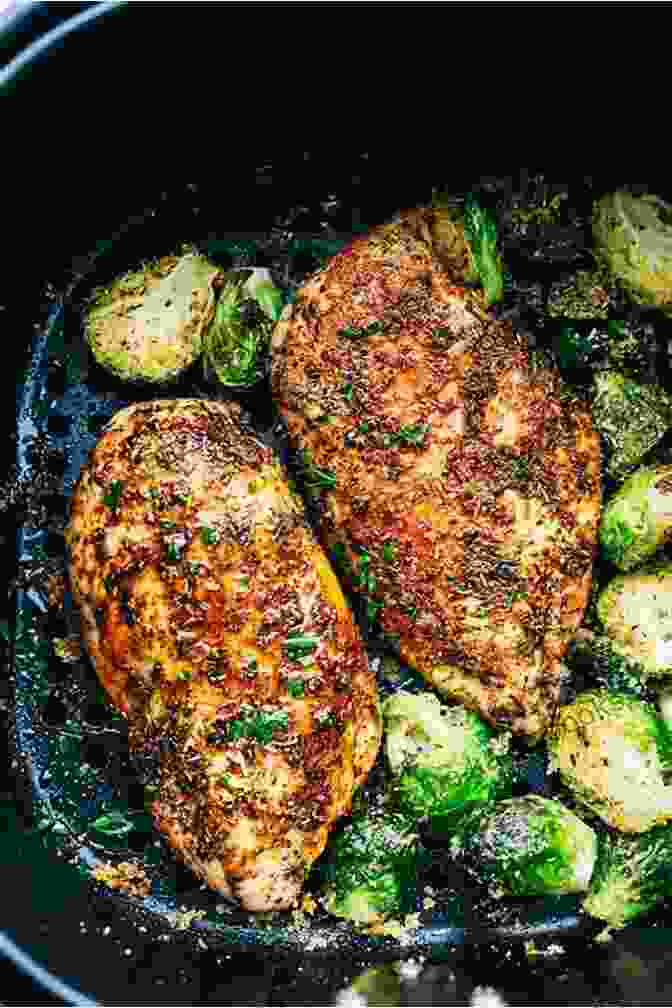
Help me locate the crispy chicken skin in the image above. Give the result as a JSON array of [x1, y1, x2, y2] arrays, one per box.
[[65, 399, 380, 910], [272, 208, 602, 742]]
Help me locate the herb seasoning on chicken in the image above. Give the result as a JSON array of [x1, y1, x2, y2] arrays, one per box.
[[272, 207, 602, 741], [65, 399, 381, 909]]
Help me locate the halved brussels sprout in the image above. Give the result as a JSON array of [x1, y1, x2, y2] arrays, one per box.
[[597, 562, 672, 679], [85, 253, 220, 384], [591, 371, 672, 479], [600, 465, 672, 571], [593, 189, 672, 315]]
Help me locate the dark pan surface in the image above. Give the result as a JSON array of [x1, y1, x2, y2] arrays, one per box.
[[11, 175, 672, 971]]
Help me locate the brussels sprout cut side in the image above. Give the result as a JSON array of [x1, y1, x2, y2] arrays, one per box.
[[597, 563, 672, 680], [593, 189, 672, 315], [591, 371, 672, 479], [600, 465, 672, 572], [85, 253, 221, 384], [549, 688, 672, 833], [449, 795, 597, 899], [382, 691, 512, 820]]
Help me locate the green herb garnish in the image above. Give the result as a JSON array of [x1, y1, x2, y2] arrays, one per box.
[[287, 678, 306, 698], [285, 633, 321, 661], [90, 811, 135, 838], [339, 320, 387, 340], [103, 574, 115, 593], [342, 383, 354, 402], [384, 423, 430, 447], [462, 193, 504, 306], [165, 542, 181, 563], [382, 540, 398, 563], [225, 706, 289, 745], [201, 526, 220, 546], [103, 480, 123, 511]]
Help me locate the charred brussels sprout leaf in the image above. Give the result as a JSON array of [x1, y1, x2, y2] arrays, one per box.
[[449, 795, 597, 899], [462, 194, 505, 306], [382, 691, 512, 821], [583, 824, 672, 928], [548, 688, 672, 833], [319, 810, 420, 926]]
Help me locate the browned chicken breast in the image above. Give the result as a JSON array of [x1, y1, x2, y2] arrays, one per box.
[[65, 399, 380, 909], [272, 208, 602, 742]]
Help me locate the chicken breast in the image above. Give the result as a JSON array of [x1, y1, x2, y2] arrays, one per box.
[[272, 208, 602, 742], [65, 399, 380, 909]]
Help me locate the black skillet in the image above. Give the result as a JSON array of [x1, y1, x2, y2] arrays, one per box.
[[4, 5, 672, 1004]]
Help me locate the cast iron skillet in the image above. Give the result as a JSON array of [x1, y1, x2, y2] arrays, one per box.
[[4, 5, 672, 1005]]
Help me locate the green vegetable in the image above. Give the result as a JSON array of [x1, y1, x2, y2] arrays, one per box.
[[600, 465, 672, 571], [548, 688, 672, 833], [103, 480, 123, 511], [382, 691, 513, 820], [591, 370, 672, 478], [203, 267, 281, 387], [384, 424, 430, 448], [546, 268, 615, 320], [91, 811, 136, 838], [85, 253, 219, 384], [449, 795, 597, 899], [597, 562, 672, 680], [319, 810, 420, 926], [583, 824, 672, 928], [286, 678, 305, 698], [300, 449, 336, 491], [462, 193, 505, 306], [593, 189, 672, 315], [382, 540, 398, 564], [565, 629, 650, 699], [165, 542, 181, 564], [429, 192, 504, 305], [339, 321, 387, 340]]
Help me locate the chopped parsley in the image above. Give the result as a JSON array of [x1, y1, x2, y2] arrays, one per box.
[[342, 383, 354, 402], [382, 540, 398, 563], [224, 706, 289, 745], [384, 423, 430, 447], [165, 542, 182, 564], [285, 633, 321, 661], [339, 320, 386, 340], [103, 480, 123, 511], [287, 678, 306, 698], [239, 575, 250, 589], [200, 526, 220, 546]]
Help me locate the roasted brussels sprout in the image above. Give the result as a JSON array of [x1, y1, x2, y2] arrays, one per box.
[[597, 562, 672, 679], [546, 268, 616, 321], [593, 189, 672, 315], [382, 691, 512, 820], [600, 466, 672, 571], [430, 192, 504, 305], [85, 253, 220, 383], [591, 371, 672, 478], [548, 689, 672, 833], [203, 267, 283, 387], [449, 795, 597, 899], [565, 629, 650, 700], [583, 824, 672, 928], [319, 810, 420, 927]]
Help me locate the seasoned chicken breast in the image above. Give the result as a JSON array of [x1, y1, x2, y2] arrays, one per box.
[[272, 208, 602, 742], [65, 399, 380, 909]]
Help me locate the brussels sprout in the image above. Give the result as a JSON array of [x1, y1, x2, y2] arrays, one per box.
[[382, 691, 512, 820], [593, 189, 672, 315], [202, 268, 282, 387], [565, 629, 650, 700], [449, 795, 597, 899], [319, 810, 420, 927], [597, 562, 672, 679], [85, 253, 220, 383], [430, 193, 504, 305], [548, 688, 672, 833], [591, 371, 672, 478], [582, 824, 672, 928], [600, 466, 672, 571], [546, 268, 616, 320]]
